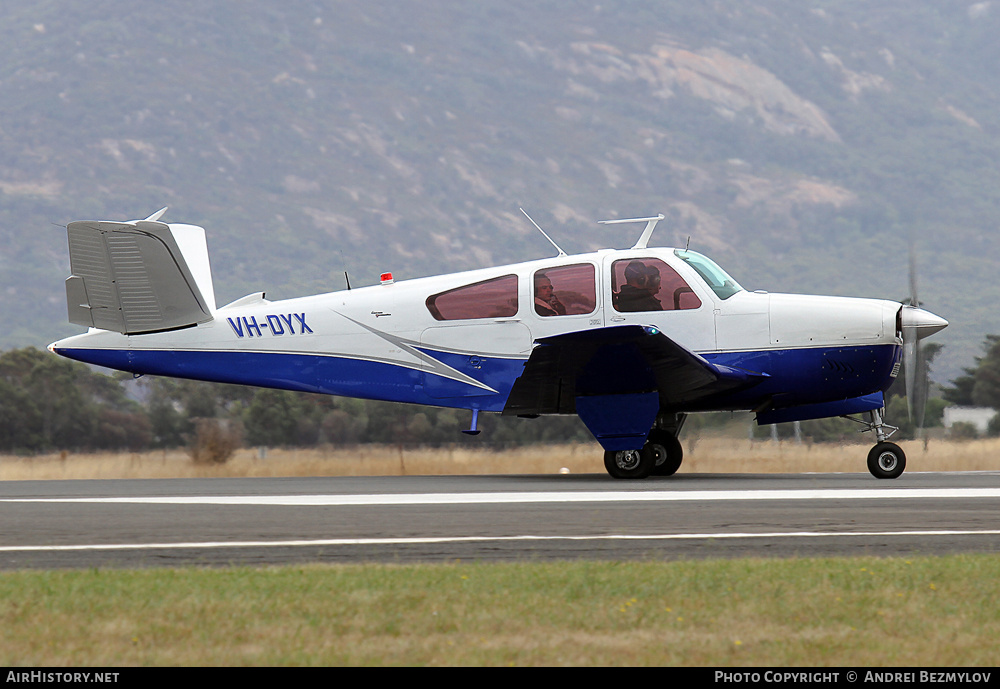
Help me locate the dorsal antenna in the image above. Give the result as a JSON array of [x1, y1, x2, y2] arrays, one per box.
[[339, 250, 352, 290], [598, 214, 665, 250], [520, 208, 567, 257]]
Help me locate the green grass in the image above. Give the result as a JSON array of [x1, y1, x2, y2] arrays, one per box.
[[2, 555, 999, 666]]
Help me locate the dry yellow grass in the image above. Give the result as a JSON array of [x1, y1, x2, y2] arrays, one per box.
[[2, 434, 997, 481]]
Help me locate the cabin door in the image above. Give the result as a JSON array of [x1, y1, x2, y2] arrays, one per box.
[[601, 255, 717, 352], [524, 262, 604, 342]]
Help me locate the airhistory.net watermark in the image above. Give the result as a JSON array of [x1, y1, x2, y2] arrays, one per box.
[[6, 672, 119, 684]]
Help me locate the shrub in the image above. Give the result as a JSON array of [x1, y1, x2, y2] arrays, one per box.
[[188, 418, 242, 464], [948, 421, 979, 441]]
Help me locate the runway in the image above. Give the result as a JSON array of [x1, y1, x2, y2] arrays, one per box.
[[2, 471, 1000, 569]]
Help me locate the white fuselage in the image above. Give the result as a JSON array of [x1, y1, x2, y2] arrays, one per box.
[[53, 246, 907, 414]]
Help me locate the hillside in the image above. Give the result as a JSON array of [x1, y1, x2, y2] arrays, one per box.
[[2, 0, 998, 382]]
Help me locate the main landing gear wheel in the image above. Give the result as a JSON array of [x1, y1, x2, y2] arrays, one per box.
[[646, 430, 683, 476], [604, 448, 656, 479], [867, 442, 906, 479]]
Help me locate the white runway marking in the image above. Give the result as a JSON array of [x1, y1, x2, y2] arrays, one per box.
[[5, 487, 1000, 506], [3, 530, 1000, 553]]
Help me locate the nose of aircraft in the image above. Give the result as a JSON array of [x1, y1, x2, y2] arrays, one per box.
[[900, 305, 948, 339]]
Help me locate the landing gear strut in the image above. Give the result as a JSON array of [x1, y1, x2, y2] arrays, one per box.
[[846, 407, 906, 479]]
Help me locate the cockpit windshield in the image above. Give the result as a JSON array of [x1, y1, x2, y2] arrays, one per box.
[[674, 249, 744, 300]]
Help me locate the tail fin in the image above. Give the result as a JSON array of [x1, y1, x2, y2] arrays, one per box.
[[65, 210, 216, 334]]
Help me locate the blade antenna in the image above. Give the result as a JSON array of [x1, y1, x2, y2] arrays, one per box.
[[520, 208, 566, 257]]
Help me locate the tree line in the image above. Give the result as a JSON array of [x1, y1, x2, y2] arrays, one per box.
[[0, 347, 593, 454], [941, 335, 1000, 436], [9, 337, 1000, 455]]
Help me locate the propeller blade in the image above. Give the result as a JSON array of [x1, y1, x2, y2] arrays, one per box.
[[905, 239, 918, 423], [904, 338, 916, 422], [902, 242, 945, 436], [901, 307, 946, 426], [914, 344, 928, 434]]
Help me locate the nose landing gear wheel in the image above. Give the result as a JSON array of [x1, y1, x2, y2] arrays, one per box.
[[604, 448, 655, 479], [867, 442, 906, 479]]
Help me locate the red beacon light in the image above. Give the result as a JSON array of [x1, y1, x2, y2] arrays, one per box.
[[380, 272, 394, 285]]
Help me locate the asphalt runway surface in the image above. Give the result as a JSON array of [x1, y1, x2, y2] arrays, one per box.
[[2, 471, 1000, 569]]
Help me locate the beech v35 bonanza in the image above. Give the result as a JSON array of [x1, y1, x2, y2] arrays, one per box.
[[50, 209, 947, 480]]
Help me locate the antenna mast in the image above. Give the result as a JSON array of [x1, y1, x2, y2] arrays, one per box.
[[520, 208, 567, 257]]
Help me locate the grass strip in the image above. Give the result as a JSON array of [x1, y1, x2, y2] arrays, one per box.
[[2, 555, 999, 666]]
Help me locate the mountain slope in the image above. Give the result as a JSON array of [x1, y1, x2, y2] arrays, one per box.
[[2, 0, 996, 382]]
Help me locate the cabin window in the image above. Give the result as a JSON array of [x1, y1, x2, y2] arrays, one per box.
[[611, 258, 702, 312], [533, 264, 597, 317], [674, 249, 743, 300], [426, 274, 518, 321]]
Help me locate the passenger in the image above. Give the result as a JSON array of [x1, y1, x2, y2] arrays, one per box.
[[534, 273, 566, 316], [615, 261, 663, 312]]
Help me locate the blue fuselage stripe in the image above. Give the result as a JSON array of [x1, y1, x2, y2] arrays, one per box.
[[57, 342, 900, 413], [699, 344, 901, 410], [59, 348, 518, 411]]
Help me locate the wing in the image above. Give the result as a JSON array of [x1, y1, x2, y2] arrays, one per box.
[[504, 325, 761, 415], [503, 325, 764, 450]]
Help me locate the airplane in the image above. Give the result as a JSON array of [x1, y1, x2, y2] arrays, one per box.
[[48, 209, 948, 480]]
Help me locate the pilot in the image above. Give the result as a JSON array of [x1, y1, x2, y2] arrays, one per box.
[[534, 273, 566, 316], [615, 261, 663, 312]]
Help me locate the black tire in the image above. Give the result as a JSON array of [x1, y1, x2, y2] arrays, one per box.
[[646, 430, 683, 476], [604, 448, 655, 479], [867, 442, 906, 479]]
